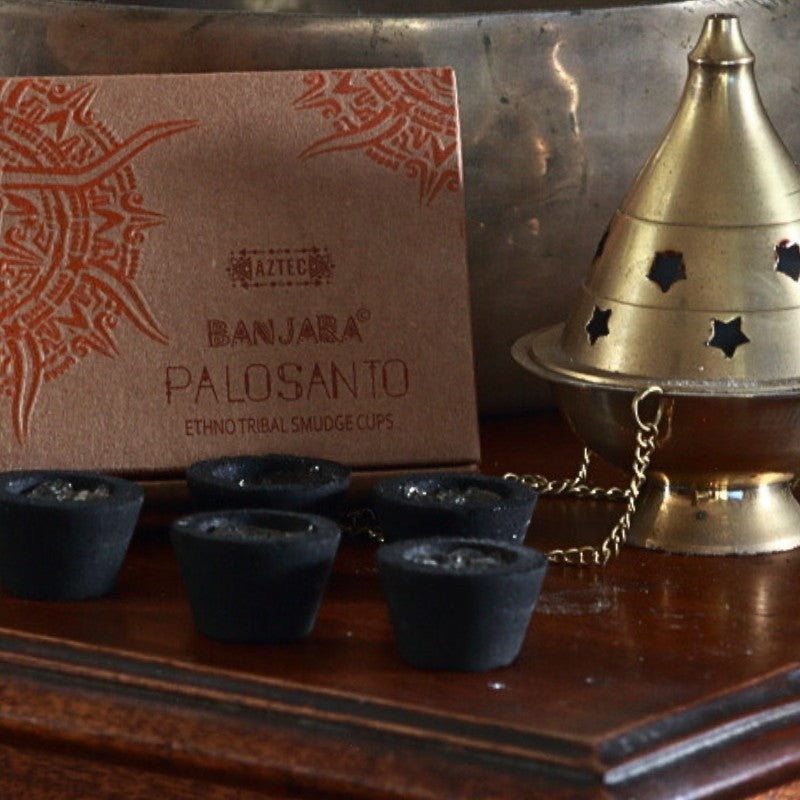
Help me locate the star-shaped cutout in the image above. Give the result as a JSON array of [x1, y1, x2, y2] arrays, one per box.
[[586, 305, 612, 345], [707, 316, 750, 358], [775, 241, 800, 281], [648, 250, 686, 293]]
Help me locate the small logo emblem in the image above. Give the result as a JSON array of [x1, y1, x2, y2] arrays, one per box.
[[226, 247, 334, 289]]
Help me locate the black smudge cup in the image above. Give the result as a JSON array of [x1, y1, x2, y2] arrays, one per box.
[[370, 472, 537, 543], [186, 454, 350, 517], [0, 470, 143, 600], [377, 536, 547, 671], [170, 508, 341, 643]]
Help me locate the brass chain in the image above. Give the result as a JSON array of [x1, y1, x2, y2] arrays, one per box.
[[503, 447, 627, 501], [504, 385, 665, 566]]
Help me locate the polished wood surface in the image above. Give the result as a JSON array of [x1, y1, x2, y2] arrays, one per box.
[[2, 413, 800, 798]]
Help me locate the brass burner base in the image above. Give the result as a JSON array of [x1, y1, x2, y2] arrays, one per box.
[[513, 332, 800, 557], [628, 477, 800, 555]]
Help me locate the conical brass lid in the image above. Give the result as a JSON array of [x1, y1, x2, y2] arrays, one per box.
[[516, 14, 800, 395], [624, 14, 800, 226]]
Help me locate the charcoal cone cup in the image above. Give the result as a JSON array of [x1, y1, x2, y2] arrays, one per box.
[[0, 471, 143, 601], [171, 509, 341, 643], [377, 537, 547, 671], [186, 455, 350, 517], [370, 472, 538, 543]]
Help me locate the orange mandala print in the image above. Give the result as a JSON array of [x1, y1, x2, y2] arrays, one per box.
[[294, 69, 461, 205], [0, 79, 196, 443]]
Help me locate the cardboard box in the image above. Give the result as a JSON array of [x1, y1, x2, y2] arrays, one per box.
[[0, 69, 479, 476]]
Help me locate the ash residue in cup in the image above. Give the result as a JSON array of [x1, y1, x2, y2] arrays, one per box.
[[237, 464, 325, 487], [402, 484, 503, 505], [408, 545, 514, 571], [24, 479, 111, 502], [209, 522, 312, 539]]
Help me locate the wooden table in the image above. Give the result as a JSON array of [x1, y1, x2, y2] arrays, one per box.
[[1, 413, 800, 799]]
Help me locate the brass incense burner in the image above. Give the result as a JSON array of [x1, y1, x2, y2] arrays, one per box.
[[514, 14, 800, 555]]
